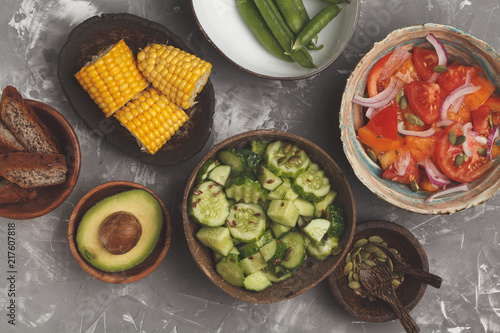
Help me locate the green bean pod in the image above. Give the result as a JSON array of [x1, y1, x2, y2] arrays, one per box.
[[237, 0, 293, 62], [292, 4, 342, 51], [254, 0, 316, 69], [321, 0, 348, 4], [273, 0, 310, 34]]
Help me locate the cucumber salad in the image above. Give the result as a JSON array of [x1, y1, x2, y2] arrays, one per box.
[[189, 140, 345, 292]]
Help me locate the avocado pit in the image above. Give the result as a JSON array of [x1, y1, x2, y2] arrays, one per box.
[[98, 211, 142, 255]]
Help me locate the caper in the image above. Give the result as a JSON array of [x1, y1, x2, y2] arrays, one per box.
[[400, 95, 408, 110], [448, 131, 457, 145], [455, 153, 465, 167], [454, 135, 466, 146], [366, 149, 378, 163], [433, 65, 448, 73], [478, 148, 487, 157]]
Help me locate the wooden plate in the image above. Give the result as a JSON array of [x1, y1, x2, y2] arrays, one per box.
[[182, 129, 356, 303], [57, 13, 215, 166], [68, 181, 171, 284], [329, 220, 429, 322], [0, 100, 81, 220]]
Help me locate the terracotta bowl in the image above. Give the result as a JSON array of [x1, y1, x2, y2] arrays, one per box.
[[68, 181, 171, 284], [0, 100, 81, 220], [340, 23, 500, 214], [182, 129, 356, 303], [329, 220, 429, 322]]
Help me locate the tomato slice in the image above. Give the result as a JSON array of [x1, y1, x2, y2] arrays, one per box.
[[406, 136, 436, 163], [447, 103, 471, 125], [471, 105, 491, 135], [435, 122, 493, 182], [464, 75, 495, 111], [358, 126, 404, 152], [436, 65, 479, 96], [382, 152, 420, 186], [367, 52, 420, 97], [484, 95, 500, 112], [413, 47, 438, 81], [405, 81, 442, 124], [366, 103, 398, 140]]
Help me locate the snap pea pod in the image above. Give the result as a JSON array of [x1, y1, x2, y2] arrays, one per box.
[[321, 0, 348, 3], [254, 0, 316, 69], [292, 4, 342, 51], [237, 0, 293, 62]]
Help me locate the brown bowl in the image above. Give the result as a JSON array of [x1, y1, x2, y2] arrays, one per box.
[[0, 100, 81, 220], [68, 181, 171, 283], [182, 129, 356, 303], [329, 220, 429, 322]]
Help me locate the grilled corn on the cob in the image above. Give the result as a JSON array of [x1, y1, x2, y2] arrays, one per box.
[[75, 39, 149, 117], [137, 44, 212, 110], [114, 87, 189, 154]]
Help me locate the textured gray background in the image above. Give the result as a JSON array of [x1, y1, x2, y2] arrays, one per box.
[[0, 0, 499, 332]]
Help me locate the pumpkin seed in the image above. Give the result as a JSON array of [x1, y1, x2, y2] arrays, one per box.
[[363, 243, 379, 253], [348, 281, 361, 290], [400, 95, 408, 110], [390, 248, 398, 255], [344, 262, 353, 275], [396, 90, 404, 104], [375, 256, 387, 263], [352, 272, 359, 282], [455, 135, 466, 146], [345, 253, 351, 264], [284, 142, 292, 154], [354, 238, 368, 248], [284, 247, 293, 261], [373, 249, 387, 259], [387, 258, 394, 272], [455, 153, 465, 167], [332, 246, 342, 256], [478, 148, 487, 157], [278, 157, 287, 165], [360, 251, 370, 261], [366, 149, 378, 162], [360, 263, 372, 271], [367, 294, 376, 301], [381, 242, 388, 247], [368, 235, 384, 243], [392, 272, 399, 279], [348, 271, 354, 283], [392, 279, 401, 288], [433, 65, 448, 73], [490, 114, 494, 130], [351, 247, 362, 257], [363, 259, 377, 267], [287, 155, 301, 164], [448, 131, 457, 145], [410, 179, 419, 192]]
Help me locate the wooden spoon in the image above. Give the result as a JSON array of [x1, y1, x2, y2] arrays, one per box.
[[379, 245, 442, 289], [359, 264, 420, 333]]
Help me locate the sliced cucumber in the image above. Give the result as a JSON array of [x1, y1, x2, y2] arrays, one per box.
[[270, 220, 291, 239], [225, 171, 268, 204], [195, 159, 218, 184], [314, 190, 338, 218], [267, 200, 299, 227], [307, 237, 336, 261], [293, 197, 315, 217], [251, 140, 270, 156], [190, 181, 230, 227], [260, 238, 286, 265], [268, 178, 292, 200], [213, 246, 240, 263], [238, 229, 274, 258], [293, 163, 331, 202], [265, 141, 310, 178], [208, 165, 231, 186], [243, 270, 272, 291], [218, 147, 261, 173], [302, 218, 331, 243], [326, 204, 345, 238], [241, 252, 268, 275], [226, 203, 267, 242], [279, 231, 306, 270], [261, 265, 294, 283], [196, 226, 233, 256], [256, 165, 283, 191], [216, 256, 245, 287]]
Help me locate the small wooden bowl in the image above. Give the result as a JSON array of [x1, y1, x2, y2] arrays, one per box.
[[329, 220, 429, 322], [68, 181, 171, 283], [340, 23, 500, 214], [182, 129, 356, 303], [0, 100, 81, 220]]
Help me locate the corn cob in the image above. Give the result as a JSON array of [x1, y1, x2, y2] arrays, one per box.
[[114, 87, 189, 154], [137, 44, 212, 109], [75, 39, 149, 117]]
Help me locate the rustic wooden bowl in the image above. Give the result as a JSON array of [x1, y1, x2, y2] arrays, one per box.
[[68, 181, 171, 283], [0, 100, 81, 220], [340, 23, 500, 214], [329, 220, 430, 322], [182, 129, 356, 303]]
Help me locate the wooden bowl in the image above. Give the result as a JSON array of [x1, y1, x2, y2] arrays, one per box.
[[340, 23, 500, 214], [68, 181, 171, 283], [182, 129, 356, 303], [329, 220, 429, 322], [0, 100, 81, 220]]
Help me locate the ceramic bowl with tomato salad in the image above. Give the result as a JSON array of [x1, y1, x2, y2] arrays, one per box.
[[340, 23, 500, 214]]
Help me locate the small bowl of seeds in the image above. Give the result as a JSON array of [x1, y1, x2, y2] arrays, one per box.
[[328, 220, 430, 322]]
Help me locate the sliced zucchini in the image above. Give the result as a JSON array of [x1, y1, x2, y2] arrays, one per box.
[[218, 147, 261, 173], [307, 237, 336, 261], [243, 271, 272, 291], [216, 256, 245, 287], [260, 238, 287, 265], [279, 231, 306, 270], [265, 141, 310, 178], [225, 171, 268, 204], [314, 190, 338, 218], [241, 252, 268, 275], [256, 165, 283, 191], [208, 165, 231, 186], [261, 265, 294, 283], [302, 218, 331, 243], [326, 204, 345, 238], [195, 159, 218, 184], [293, 163, 331, 202], [238, 230, 274, 258], [196, 226, 233, 256], [189, 181, 230, 227], [293, 197, 315, 217], [226, 203, 267, 242], [251, 140, 270, 156], [270, 220, 291, 239], [267, 199, 300, 227]]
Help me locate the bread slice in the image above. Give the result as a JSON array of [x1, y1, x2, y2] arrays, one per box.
[[0, 152, 67, 188], [0, 121, 24, 153], [0, 86, 59, 153], [0, 177, 37, 205]]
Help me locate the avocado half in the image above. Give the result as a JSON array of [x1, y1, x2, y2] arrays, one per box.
[[76, 189, 163, 272]]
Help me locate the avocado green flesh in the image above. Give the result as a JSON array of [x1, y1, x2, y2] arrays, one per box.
[[76, 189, 163, 272]]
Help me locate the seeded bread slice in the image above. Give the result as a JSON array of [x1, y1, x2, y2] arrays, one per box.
[[0, 177, 37, 204], [0, 121, 24, 153], [0, 153, 67, 188], [0, 86, 59, 153]]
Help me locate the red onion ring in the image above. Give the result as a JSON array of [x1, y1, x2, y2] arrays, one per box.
[[425, 183, 469, 202], [487, 124, 499, 161], [449, 71, 472, 113], [394, 150, 410, 176], [426, 33, 448, 83], [439, 84, 481, 120], [379, 46, 412, 81], [397, 122, 435, 137], [353, 77, 404, 108], [462, 123, 474, 156], [435, 119, 455, 127], [424, 158, 451, 188]]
